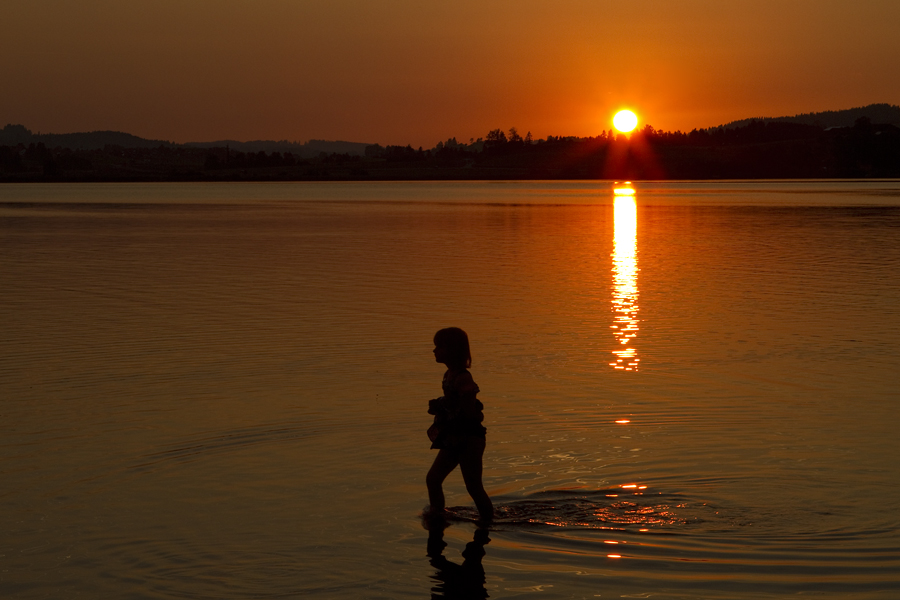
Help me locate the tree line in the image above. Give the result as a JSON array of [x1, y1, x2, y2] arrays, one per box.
[[2, 117, 898, 181]]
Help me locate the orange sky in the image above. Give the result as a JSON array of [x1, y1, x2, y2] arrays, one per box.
[[3, 1, 899, 147]]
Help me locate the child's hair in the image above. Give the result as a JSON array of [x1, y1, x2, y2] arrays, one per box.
[[434, 327, 472, 368]]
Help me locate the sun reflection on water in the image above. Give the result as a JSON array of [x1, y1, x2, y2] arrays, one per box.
[[610, 184, 640, 370]]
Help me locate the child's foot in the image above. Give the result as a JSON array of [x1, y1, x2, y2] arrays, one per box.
[[475, 513, 494, 529], [421, 507, 449, 530]]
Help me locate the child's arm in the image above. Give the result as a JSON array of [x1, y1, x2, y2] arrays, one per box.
[[426, 397, 446, 443], [427, 397, 446, 416]]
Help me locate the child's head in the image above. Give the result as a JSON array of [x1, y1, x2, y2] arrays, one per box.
[[433, 327, 472, 369]]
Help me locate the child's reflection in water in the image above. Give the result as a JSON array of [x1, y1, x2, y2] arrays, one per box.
[[426, 525, 490, 600]]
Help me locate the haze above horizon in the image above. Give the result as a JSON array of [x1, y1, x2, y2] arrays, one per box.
[[3, 1, 899, 148]]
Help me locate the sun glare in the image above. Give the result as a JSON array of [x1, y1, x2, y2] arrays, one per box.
[[613, 110, 638, 133]]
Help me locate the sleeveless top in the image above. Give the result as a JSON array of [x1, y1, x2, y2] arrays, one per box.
[[428, 368, 486, 450]]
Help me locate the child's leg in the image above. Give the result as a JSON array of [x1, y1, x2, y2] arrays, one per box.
[[426, 448, 459, 513], [459, 438, 493, 521]]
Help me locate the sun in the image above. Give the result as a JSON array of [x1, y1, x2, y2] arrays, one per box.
[[613, 110, 638, 133]]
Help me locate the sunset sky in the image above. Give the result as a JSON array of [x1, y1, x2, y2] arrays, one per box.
[[3, 0, 899, 147]]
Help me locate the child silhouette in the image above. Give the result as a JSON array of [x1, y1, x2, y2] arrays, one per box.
[[425, 327, 493, 524]]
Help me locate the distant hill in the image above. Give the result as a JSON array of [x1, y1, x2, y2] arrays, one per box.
[[0, 124, 174, 149], [0, 124, 371, 157], [718, 103, 900, 130]]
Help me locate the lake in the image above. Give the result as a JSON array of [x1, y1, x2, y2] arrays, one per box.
[[1, 180, 899, 599]]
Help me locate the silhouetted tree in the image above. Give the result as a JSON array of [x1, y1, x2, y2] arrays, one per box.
[[485, 129, 507, 144], [0, 146, 22, 170], [204, 152, 221, 170], [364, 144, 385, 158], [384, 145, 424, 162]]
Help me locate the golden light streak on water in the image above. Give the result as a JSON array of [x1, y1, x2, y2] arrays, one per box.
[[610, 186, 640, 370]]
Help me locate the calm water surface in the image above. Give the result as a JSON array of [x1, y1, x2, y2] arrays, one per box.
[[2, 181, 899, 598]]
